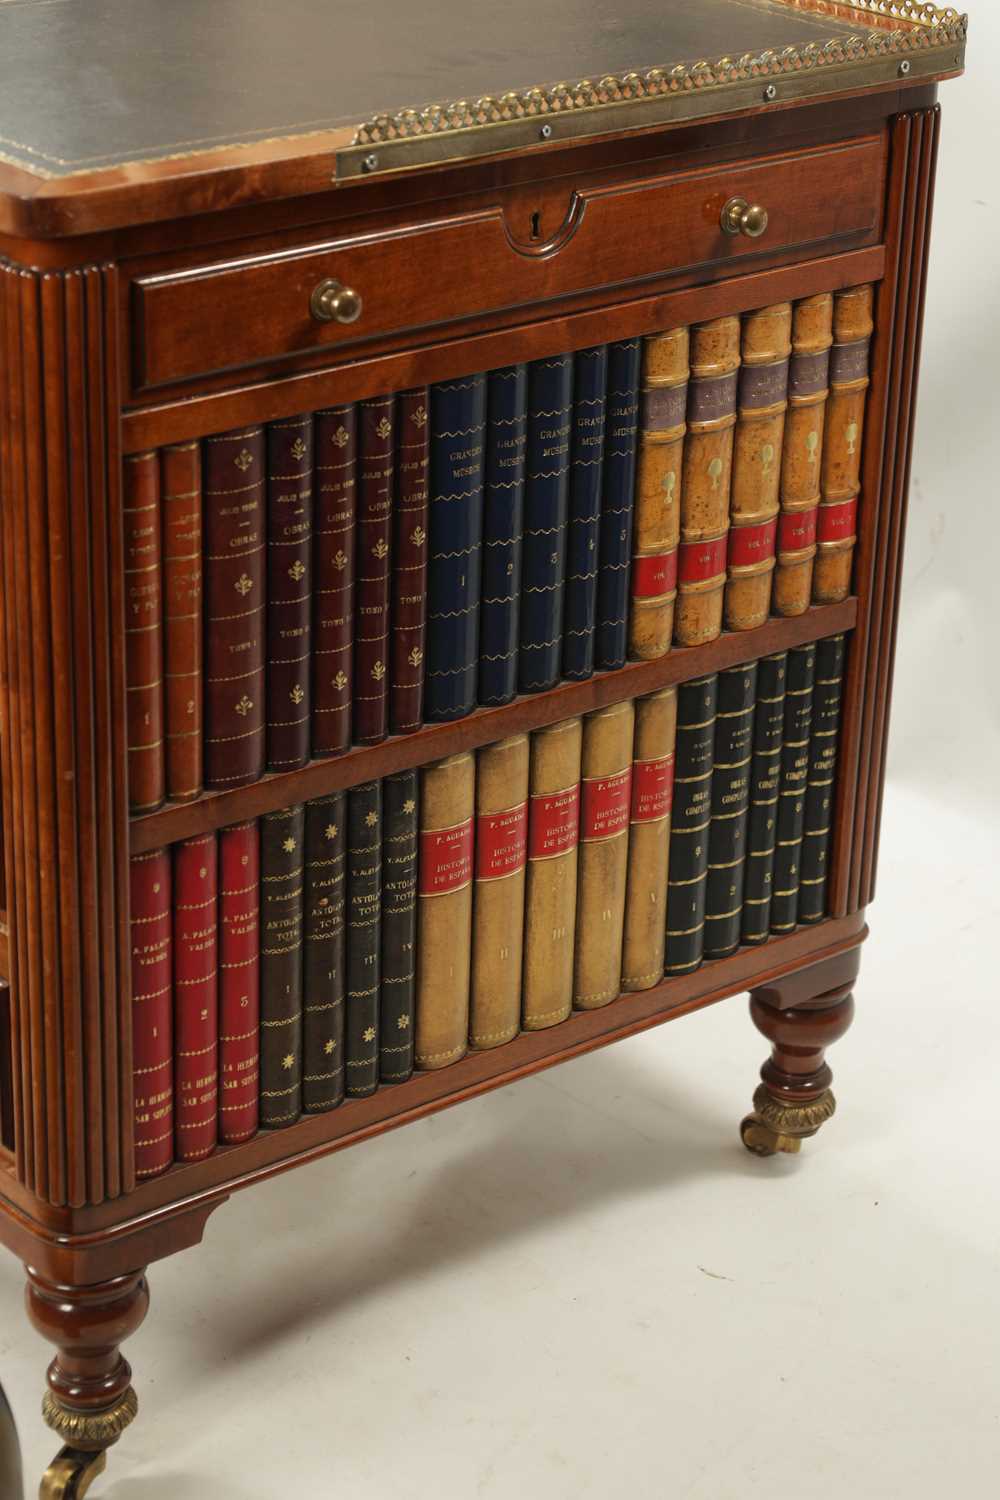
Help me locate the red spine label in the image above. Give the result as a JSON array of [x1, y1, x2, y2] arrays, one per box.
[[631, 753, 675, 823], [581, 769, 632, 841], [130, 850, 174, 1180], [419, 818, 474, 895], [678, 533, 728, 584], [173, 833, 219, 1163], [219, 821, 260, 1144], [778, 506, 819, 553], [475, 802, 528, 881], [727, 516, 778, 569], [817, 496, 859, 543], [528, 785, 581, 859], [631, 548, 678, 599]]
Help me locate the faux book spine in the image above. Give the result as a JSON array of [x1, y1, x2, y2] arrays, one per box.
[[160, 441, 203, 801], [303, 793, 347, 1112], [259, 805, 305, 1128], [203, 427, 266, 789], [664, 675, 717, 975], [775, 294, 832, 615], [380, 771, 418, 1083], [218, 819, 260, 1144], [470, 734, 529, 1049], [741, 652, 788, 944], [123, 451, 165, 812], [426, 377, 487, 719], [522, 717, 582, 1030], [353, 396, 395, 744], [629, 328, 687, 661], [595, 338, 641, 669], [130, 850, 174, 1179], [312, 404, 357, 756], [815, 285, 873, 604], [415, 753, 475, 1068], [390, 390, 430, 734], [621, 686, 677, 992], [266, 414, 313, 772], [172, 833, 218, 1163], [703, 665, 756, 959], [770, 643, 817, 933], [346, 782, 382, 1096], [562, 345, 608, 681], [574, 700, 634, 1009], [799, 633, 846, 922], [519, 355, 573, 693], [479, 365, 527, 706]]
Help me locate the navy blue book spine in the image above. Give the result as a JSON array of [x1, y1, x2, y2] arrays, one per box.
[[479, 365, 528, 706], [595, 338, 641, 670], [562, 346, 608, 681], [518, 354, 573, 694], [425, 375, 487, 721]]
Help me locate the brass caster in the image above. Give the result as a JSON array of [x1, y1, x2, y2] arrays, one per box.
[[40, 1447, 107, 1500], [740, 1114, 802, 1156]]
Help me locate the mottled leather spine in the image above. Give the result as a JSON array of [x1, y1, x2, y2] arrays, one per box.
[[522, 717, 582, 1030], [415, 753, 475, 1068], [815, 284, 873, 604], [470, 734, 529, 1049], [621, 685, 677, 992], [629, 328, 687, 661], [574, 700, 634, 1009], [775, 294, 832, 615]]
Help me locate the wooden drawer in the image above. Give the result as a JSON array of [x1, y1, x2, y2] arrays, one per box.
[[129, 133, 884, 393]]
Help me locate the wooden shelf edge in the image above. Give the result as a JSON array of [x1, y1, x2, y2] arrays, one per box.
[[131, 597, 857, 852], [9, 909, 866, 1251]]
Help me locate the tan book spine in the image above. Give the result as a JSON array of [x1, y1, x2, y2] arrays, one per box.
[[629, 327, 688, 660], [470, 734, 529, 1050], [414, 751, 474, 1070], [814, 283, 873, 603], [522, 717, 582, 1031], [725, 303, 791, 631], [775, 293, 833, 615], [573, 700, 635, 1010], [621, 685, 677, 992], [675, 316, 741, 646]]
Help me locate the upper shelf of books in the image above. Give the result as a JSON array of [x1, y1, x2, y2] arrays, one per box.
[[0, 0, 966, 236]]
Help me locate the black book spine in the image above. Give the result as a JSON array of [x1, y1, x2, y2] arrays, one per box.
[[346, 781, 382, 1096], [595, 337, 641, 670], [259, 805, 305, 1129], [770, 642, 817, 933], [518, 353, 573, 693], [302, 792, 346, 1113], [664, 674, 718, 975], [562, 345, 608, 681], [479, 365, 527, 706], [704, 663, 757, 959], [741, 652, 788, 944], [799, 633, 846, 922], [425, 375, 487, 721], [380, 770, 418, 1082]]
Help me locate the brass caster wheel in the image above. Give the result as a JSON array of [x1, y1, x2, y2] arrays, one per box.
[[39, 1447, 107, 1500], [740, 1114, 802, 1156]]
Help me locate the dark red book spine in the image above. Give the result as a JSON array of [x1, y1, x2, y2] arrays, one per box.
[[172, 832, 219, 1162], [391, 388, 429, 734], [218, 819, 260, 1144], [160, 441, 203, 802], [123, 451, 165, 812], [353, 395, 395, 745], [203, 427, 266, 788], [130, 849, 174, 1179], [312, 405, 357, 756], [266, 415, 313, 772]]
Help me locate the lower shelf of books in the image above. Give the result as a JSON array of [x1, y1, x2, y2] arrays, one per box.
[[130, 628, 850, 1187]]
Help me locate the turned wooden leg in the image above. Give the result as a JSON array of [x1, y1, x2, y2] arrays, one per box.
[[741, 947, 859, 1157], [25, 1268, 149, 1499]]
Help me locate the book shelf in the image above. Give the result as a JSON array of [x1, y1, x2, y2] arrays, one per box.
[[0, 0, 965, 1494]]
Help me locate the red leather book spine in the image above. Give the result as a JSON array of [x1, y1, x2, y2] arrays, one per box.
[[218, 819, 260, 1144], [266, 415, 313, 771], [312, 405, 357, 756], [203, 427, 266, 788], [353, 395, 395, 745], [130, 849, 174, 1179], [391, 388, 429, 734], [160, 441, 203, 802], [123, 451, 165, 812], [172, 832, 219, 1163]]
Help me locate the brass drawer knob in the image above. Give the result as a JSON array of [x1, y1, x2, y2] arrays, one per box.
[[720, 196, 769, 239], [310, 278, 363, 325]]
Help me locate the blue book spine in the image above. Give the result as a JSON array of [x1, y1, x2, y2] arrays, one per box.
[[479, 365, 527, 706], [562, 345, 608, 681], [518, 353, 573, 694], [595, 338, 641, 670], [425, 374, 487, 721]]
